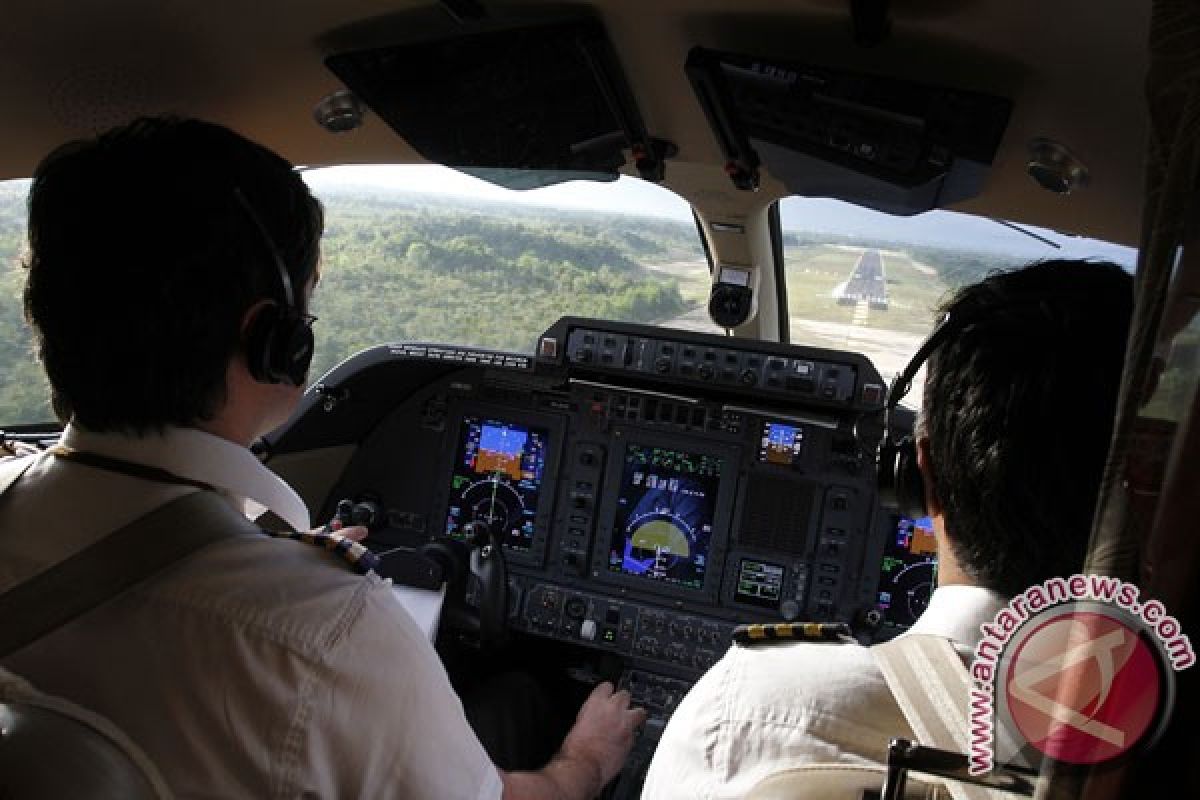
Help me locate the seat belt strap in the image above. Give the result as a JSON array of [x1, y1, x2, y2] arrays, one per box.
[[873, 635, 1009, 800], [0, 491, 254, 658]]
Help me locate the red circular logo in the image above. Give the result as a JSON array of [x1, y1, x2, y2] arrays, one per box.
[[1004, 610, 1161, 764]]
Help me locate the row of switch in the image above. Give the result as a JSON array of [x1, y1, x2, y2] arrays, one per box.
[[521, 583, 734, 674], [566, 329, 867, 406]]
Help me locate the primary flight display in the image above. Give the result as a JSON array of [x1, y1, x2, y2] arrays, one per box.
[[444, 416, 549, 551]]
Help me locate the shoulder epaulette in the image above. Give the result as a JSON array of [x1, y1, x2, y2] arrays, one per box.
[[732, 622, 853, 647], [261, 528, 380, 576]]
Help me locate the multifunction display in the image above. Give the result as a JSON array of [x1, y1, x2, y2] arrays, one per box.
[[757, 421, 805, 466], [445, 417, 548, 551], [875, 515, 938, 628], [735, 558, 785, 609], [607, 444, 724, 591]]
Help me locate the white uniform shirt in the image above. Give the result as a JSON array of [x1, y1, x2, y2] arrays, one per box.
[[640, 585, 1007, 800], [0, 423, 503, 800]]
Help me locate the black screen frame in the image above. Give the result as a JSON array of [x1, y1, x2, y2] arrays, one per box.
[[432, 403, 566, 569], [588, 426, 740, 605]]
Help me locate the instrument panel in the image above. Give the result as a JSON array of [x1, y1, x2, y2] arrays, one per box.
[[303, 317, 924, 684]]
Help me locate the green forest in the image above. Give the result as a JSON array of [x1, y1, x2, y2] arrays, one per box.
[[306, 188, 703, 381], [0, 180, 50, 425], [0, 182, 705, 425]]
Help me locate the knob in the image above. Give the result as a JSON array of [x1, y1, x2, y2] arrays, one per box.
[[739, 369, 757, 386], [697, 363, 715, 380]]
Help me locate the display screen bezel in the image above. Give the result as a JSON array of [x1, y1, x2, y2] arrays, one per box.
[[873, 514, 939, 630], [589, 427, 739, 604], [434, 404, 566, 569]]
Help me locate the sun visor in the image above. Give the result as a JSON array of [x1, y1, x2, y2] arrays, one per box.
[[685, 47, 1012, 215], [324, 18, 671, 188]]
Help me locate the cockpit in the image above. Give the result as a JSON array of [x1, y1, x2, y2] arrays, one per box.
[[1, 1, 1195, 798]]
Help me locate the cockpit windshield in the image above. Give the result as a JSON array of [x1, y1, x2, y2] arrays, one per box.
[[0, 170, 1139, 427], [301, 165, 719, 384], [779, 197, 1137, 408], [0, 168, 717, 426]]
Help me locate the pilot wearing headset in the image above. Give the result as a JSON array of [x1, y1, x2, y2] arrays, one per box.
[[642, 259, 1134, 798], [0, 117, 643, 799]]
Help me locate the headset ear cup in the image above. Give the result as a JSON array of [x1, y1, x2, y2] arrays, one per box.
[[894, 437, 927, 520], [271, 315, 314, 386], [877, 435, 928, 520], [243, 303, 282, 384]]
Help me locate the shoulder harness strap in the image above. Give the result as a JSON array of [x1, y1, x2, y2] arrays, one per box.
[[873, 635, 1012, 800], [0, 491, 251, 658]]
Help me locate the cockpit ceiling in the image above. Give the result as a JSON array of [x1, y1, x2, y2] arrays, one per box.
[[0, 0, 1149, 244]]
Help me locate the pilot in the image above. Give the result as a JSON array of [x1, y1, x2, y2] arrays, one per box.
[[641, 259, 1134, 798], [0, 116, 644, 799]]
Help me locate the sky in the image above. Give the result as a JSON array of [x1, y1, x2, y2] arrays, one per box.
[[302, 164, 695, 220], [303, 164, 1137, 267]]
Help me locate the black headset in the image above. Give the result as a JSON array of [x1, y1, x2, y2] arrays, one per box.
[[233, 189, 315, 387], [876, 307, 973, 520]]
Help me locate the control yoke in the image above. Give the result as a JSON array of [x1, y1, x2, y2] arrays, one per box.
[[420, 521, 509, 648], [330, 498, 509, 647]]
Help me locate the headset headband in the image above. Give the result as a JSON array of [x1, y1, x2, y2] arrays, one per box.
[[232, 187, 295, 310], [885, 310, 952, 412]]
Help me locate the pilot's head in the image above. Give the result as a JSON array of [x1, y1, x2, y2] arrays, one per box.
[[24, 116, 323, 436], [917, 259, 1133, 596]]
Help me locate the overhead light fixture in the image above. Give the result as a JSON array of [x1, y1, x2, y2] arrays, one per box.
[[313, 90, 365, 133], [1027, 138, 1090, 194]]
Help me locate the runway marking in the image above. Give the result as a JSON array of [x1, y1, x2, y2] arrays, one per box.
[[853, 300, 870, 326]]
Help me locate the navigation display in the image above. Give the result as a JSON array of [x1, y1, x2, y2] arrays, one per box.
[[607, 444, 724, 591], [445, 417, 548, 551], [875, 515, 938, 628], [758, 421, 804, 466], [735, 558, 785, 609]]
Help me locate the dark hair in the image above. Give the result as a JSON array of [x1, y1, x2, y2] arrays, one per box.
[[924, 259, 1133, 596], [23, 116, 323, 433]]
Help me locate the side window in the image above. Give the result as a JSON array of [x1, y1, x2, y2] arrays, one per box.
[[0, 179, 53, 425]]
